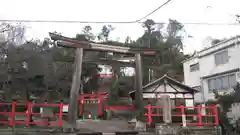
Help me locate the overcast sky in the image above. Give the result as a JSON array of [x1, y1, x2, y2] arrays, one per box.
[[1, 0, 240, 53]]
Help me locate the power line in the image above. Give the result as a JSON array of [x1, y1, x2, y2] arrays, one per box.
[[1, 19, 240, 26], [0, 19, 134, 24], [0, 0, 173, 24], [135, 0, 173, 22], [1, 0, 240, 26], [158, 22, 240, 26]]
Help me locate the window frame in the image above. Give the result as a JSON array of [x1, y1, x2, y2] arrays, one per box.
[[214, 50, 229, 66], [208, 73, 236, 92], [190, 63, 200, 72]]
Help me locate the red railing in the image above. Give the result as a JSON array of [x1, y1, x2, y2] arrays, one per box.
[[97, 74, 114, 78], [0, 101, 64, 127], [145, 104, 219, 126], [79, 93, 136, 118], [105, 106, 136, 110]]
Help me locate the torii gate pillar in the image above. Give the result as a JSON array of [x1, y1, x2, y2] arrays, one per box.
[[67, 48, 83, 127], [134, 53, 143, 110]]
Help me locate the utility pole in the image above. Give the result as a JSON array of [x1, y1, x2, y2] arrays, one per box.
[[67, 48, 83, 128]]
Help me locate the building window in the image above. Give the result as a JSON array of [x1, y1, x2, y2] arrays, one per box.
[[208, 74, 237, 92], [190, 63, 199, 72], [214, 50, 229, 65]]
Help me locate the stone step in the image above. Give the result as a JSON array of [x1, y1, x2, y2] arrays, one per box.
[[76, 120, 130, 132]]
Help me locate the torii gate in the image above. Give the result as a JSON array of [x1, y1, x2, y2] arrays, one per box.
[[49, 32, 159, 128]]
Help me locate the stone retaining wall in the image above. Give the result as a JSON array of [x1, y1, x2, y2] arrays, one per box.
[[155, 124, 221, 135]]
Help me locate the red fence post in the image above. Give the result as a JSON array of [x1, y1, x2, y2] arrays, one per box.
[[213, 105, 219, 125], [79, 95, 83, 117], [10, 101, 16, 127], [97, 96, 102, 117], [58, 102, 63, 126], [197, 105, 202, 126], [180, 105, 184, 115], [26, 101, 32, 126], [147, 104, 152, 125], [90, 94, 94, 101]]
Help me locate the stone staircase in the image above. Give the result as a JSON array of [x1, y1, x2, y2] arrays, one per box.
[[76, 120, 131, 132]]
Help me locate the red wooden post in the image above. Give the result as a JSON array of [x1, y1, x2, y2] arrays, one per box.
[[10, 101, 16, 127], [197, 105, 202, 126], [26, 101, 32, 126], [79, 95, 83, 116], [90, 93, 94, 101], [212, 105, 219, 125], [180, 105, 185, 115], [58, 102, 63, 126], [97, 96, 102, 117], [147, 104, 152, 125]]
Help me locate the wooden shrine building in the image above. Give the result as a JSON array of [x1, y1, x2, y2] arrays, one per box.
[[129, 74, 199, 107]]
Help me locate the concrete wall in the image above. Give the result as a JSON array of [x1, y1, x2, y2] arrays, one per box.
[[183, 58, 201, 87]]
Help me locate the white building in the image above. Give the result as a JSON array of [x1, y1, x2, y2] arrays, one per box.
[[183, 36, 240, 103], [98, 57, 135, 77]]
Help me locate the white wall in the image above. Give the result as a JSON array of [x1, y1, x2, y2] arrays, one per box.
[[183, 58, 201, 87], [201, 79, 215, 101], [183, 36, 240, 102], [199, 45, 240, 77], [98, 65, 135, 76], [99, 65, 113, 75]]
